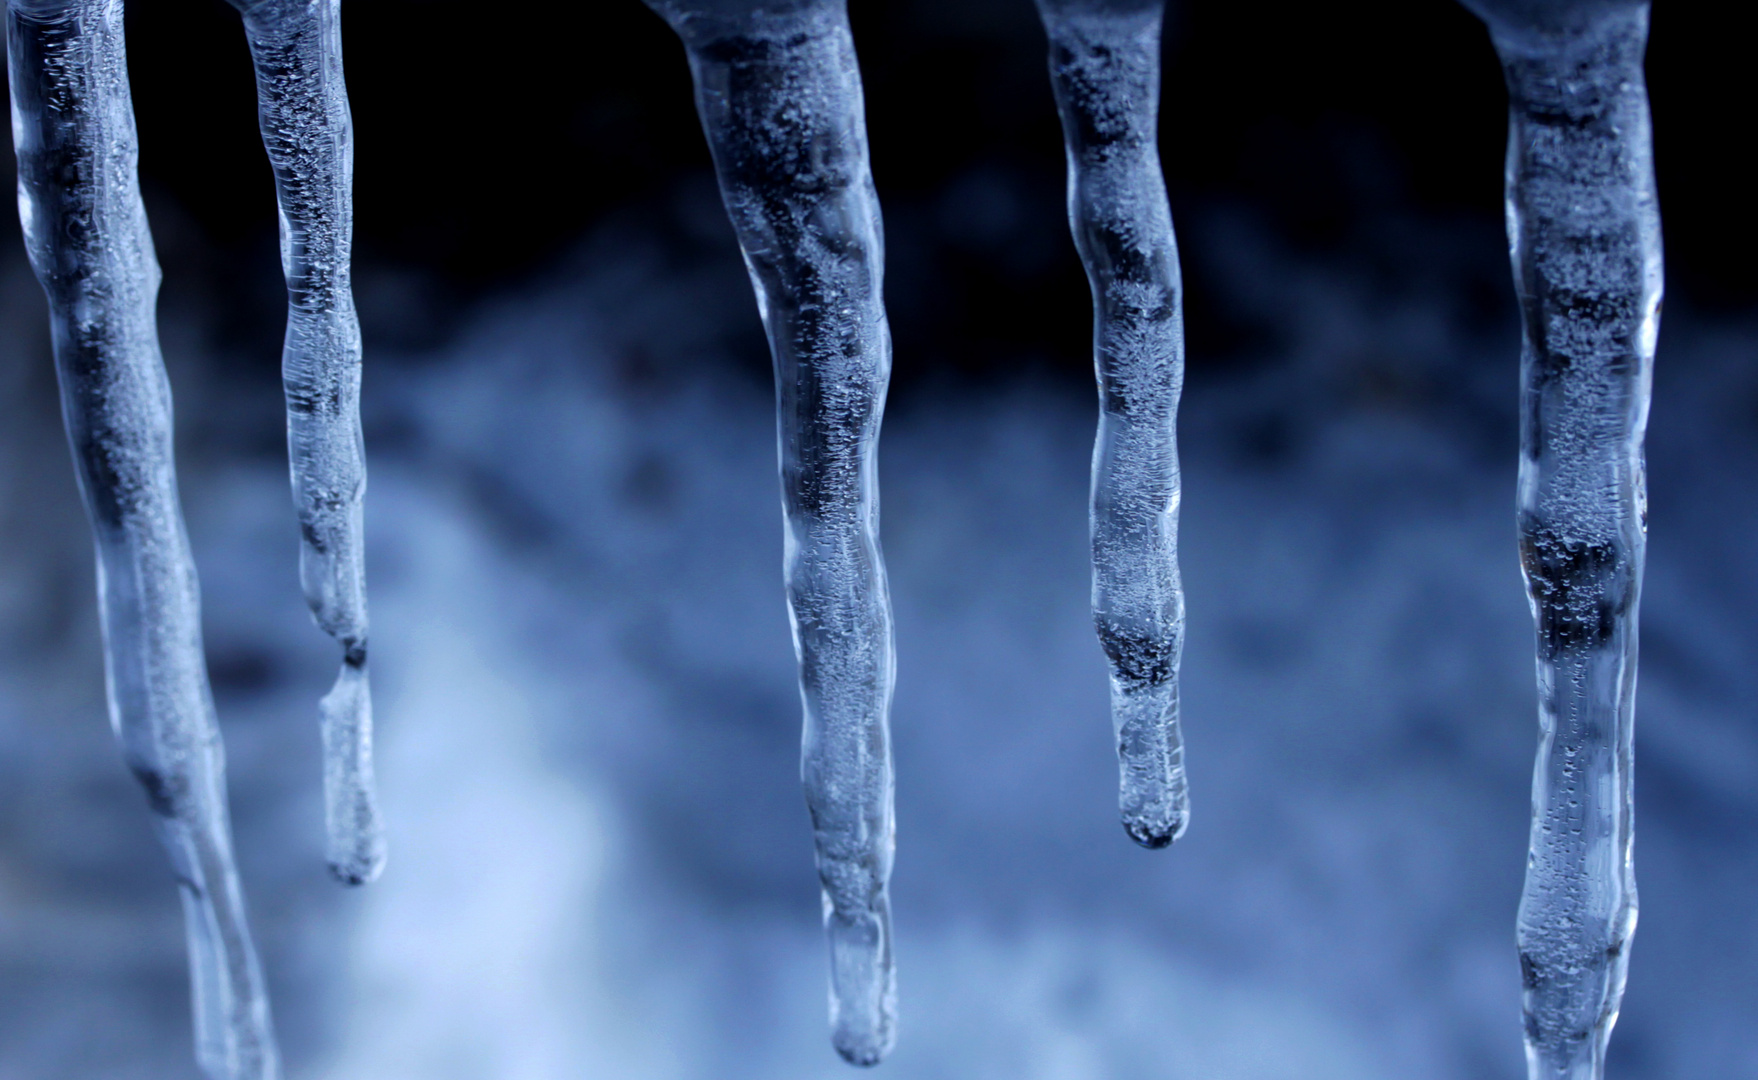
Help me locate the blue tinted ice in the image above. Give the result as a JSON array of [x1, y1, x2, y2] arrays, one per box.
[[229, 0, 383, 887], [644, 0, 898, 1065], [6, 0, 279, 1074], [1460, 1, 1660, 1075], [1038, 0, 1189, 848]]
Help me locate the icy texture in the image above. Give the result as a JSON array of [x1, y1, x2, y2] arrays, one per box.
[[5, 0, 280, 1076], [228, 0, 381, 886], [1038, 0, 1188, 849], [1464, 1, 1660, 1076], [645, 0, 897, 1064]]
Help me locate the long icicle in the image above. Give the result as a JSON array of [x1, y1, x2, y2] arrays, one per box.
[[5, 0, 280, 1076], [1463, 2, 1660, 1076], [1038, 0, 1188, 848], [644, 0, 897, 1064], [227, 0, 382, 885]]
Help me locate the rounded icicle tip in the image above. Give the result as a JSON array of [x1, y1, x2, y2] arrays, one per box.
[[323, 760, 387, 886], [1124, 811, 1186, 850], [835, 1041, 887, 1068], [827, 905, 898, 1066], [833, 1022, 895, 1068], [327, 842, 387, 887]]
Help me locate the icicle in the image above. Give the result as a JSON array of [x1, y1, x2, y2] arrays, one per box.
[[644, 0, 897, 1064], [5, 1, 280, 1076], [226, 0, 383, 886], [1461, 2, 1659, 1076], [1037, 0, 1188, 849]]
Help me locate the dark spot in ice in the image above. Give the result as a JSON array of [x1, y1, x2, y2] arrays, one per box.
[[1125, 819, 1177, 849], [1518, 518, 1632, 657], [1097, 624, 1176, 687], [328, 860, 374, 887], [836, 1044, 885, 1068], [1520, 951, 1540, 990], [129, 764, 187, 819]]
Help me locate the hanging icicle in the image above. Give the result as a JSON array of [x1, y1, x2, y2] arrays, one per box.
[[644, 0, 897, 1064], [5, 0, 280, 1076], [227, 0, 383, 887], [1037, 0, 1189, 849], [1459, 1, 1660, 1076]]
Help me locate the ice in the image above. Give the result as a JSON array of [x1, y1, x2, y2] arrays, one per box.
[[229, 0, 382, 886], [643, 0, 897, 1065], [1037, 0, 1188, 849], [1459, 1, 1661, 1076], [5, 0, 279, 1076]]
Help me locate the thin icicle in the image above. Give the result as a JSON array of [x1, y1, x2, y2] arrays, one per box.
[[1038, 0, 1188, 849], [228, 0, 382, 885], [644, 0, 897, 1064], [5, 0, 279, 1076], [1461, 2, 1659, 1076]]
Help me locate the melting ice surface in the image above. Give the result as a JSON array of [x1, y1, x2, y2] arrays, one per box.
[[7, 0, 374, 1073], [1, 206, 1756, 1078], [1461, 2, 1660, 1075], [7, 1, 277, 1076], [230, 0, 385, 889], [1038, 0, 1190, 850], [644, 0, 897, 1063]]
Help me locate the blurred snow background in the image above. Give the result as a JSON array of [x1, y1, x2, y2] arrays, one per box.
[[3, 190, 1757, 1079], [2, 0, 1757, 1075]]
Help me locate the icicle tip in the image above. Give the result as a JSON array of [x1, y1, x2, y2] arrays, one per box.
[[835, 1041, 889, 1068], [832, 1014, 896, 1068], [326, 844, 386, 887], [320, 658, 386, 886], [1123, 812, 1185, 850]]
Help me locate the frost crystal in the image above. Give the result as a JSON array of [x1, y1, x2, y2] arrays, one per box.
[[6, 0, 279, 1075], [1038, 0, 1189, 848], [644, 0, 898, 1065], [230, 0, 383, 887], [1461, 1, 1660, 1076]]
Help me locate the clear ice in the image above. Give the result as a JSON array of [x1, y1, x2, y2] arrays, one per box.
[[6, 0, 280, 1075], [1461, 1, 1660, 1076], [229, 0, 383, 887], [1037, 0, 1188, 848], [644, 0, 897, 1065]]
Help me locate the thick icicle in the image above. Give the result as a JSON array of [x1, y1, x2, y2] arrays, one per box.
[[644, 0, 897, 1064], [226, 0, 382, 886], [1038, 0, 1188, 849], [1462, 2, 1660, 1076], [5, 0, 280, 1076]]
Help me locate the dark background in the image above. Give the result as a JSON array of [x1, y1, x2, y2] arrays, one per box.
[[114, 0, 1751, 386], [3, 3, 1757, 1078]]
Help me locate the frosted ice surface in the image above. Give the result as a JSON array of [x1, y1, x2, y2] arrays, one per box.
[[229, 0, 383, 886], [644, 0, 897, 1065], [1460, 1, 1660, 1076], [1038, 0, 1188, 848], [6, 0, 280, 1076]]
